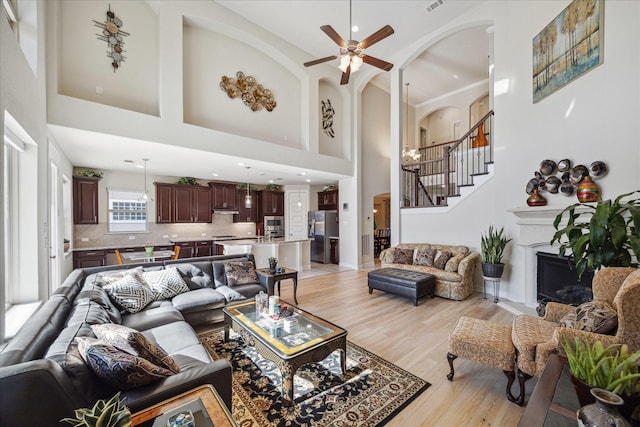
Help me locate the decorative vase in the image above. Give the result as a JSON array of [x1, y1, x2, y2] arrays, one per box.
[[577, 388, 631, 427], [64, 242, 70, 252], [576, 175, 600, 203], [527, 189, 547, 206], [472, 122, 489, 148], [145, 246, 154, 256], [269, 261, 277, 273], [571, 375, 640, 424]]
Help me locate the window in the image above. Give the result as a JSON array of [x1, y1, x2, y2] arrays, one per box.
[[107, 188, 148, 233]]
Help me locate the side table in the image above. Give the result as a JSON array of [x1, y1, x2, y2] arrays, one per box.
[[131, 384, 237, 427], [256, 267, 299, 304]]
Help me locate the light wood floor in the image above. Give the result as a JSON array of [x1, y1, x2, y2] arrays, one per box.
[[276, 267, 532, 427]]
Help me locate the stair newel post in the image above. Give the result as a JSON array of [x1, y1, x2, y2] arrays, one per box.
[[443, 145, 451, 198]]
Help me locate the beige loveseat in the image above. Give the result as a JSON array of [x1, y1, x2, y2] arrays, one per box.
[[380, 243, 480, 301]]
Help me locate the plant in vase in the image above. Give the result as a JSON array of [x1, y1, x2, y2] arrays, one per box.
[[144, 241, 154, 256], [563, 337, 640, 421], [64, 238, 70, 252], [267, 257, 277, 272], [61, 392, 131, 427], [551, 190, 640, 279], [480, 225, 512, 278]]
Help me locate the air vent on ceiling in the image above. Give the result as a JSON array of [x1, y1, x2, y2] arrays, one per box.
[[425, 0, 444, 13]]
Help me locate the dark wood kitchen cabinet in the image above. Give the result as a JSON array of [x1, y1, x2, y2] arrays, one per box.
[[210, 182, 238, 211], [318, 189, 338, 210], [73, 176, 100, 224], [155, 183, 212, 224], [174, 241, 195, 258], [260, 190, 284, 216], [73, 249, 107, 269], [195, 240, 213, 257], [234, 189, 259, 223]]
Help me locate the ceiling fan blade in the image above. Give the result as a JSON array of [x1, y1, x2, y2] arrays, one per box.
[[362, 55, 394, 71], [304, 55, 338, 67], [340, 65, 351, 85], [320, 25, 347, 48], [358, 25, 394, 49]]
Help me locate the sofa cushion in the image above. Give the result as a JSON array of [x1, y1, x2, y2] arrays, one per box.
[[76, 337, 174, 390], [140, 321, 208, 362], [559, 300, 618, 334], [75, 283, 121, 324], [91, 324, 181, 373], [415, 249, 437, 267], [215, 285, 247, 302], [433, 251, 453, 270], [393, 248, 414, 264], [172, 261, 214, 290], [120, 300, 185, 331], [142, 268, 189, 300], [66, 299, 115, 326], [93, 266, 144, 286], [224, 261, 259, 286], [171, 288, 226, 314], [103, 273, 154, 313]]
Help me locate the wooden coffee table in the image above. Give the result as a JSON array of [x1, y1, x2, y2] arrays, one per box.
[[223, 300, 347, 406]]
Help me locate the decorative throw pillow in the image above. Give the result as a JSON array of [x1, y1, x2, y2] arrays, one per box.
[[433, 251, 453, 270], [96, 267, 144, 286], [102, 273, 154, 313], [76, 336, 174, 390], [415, 249, 437, 267], [224, 261, 259, 286], [392, 248, 414, 265], [559, 300, 618, 334], [445, 253, 467, 272], [91, 324, 180, 373], [142, 268, 189, 300]]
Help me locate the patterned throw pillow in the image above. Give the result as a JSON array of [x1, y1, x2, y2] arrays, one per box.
[[91, 324, 180, 373], [102, 273, 154, 313], [392, 249, 414, 264], [559, 300, 618, 334], [433, 251, 453, 270], [415, 249, 437, 266], [76, 336, 174, 390], [142, 268, 189, 300], [96, 267, 144, 286], [224, 261, 259, 286], [444, 253, 467, 272]]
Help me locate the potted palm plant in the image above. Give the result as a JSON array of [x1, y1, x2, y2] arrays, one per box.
[[551, 190, 640, 279], [480, 225, 512, 278]]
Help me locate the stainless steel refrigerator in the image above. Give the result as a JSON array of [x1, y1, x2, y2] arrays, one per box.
[[308, 210, 339, 263]]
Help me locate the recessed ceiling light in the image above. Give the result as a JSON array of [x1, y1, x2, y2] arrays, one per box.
[[453, 74, 459, 79], [352, 25, 359, 33], [136, 164, 145, 169], [212, 173, 219, 177], [306, 179, 311, 182], [268, 179, 274, 183], [238, 162, 245, 166]]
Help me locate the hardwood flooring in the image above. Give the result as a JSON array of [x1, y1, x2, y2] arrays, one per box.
[[275, 267, 531, 427]]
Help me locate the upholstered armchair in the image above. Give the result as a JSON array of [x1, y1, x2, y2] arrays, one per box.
[[511, 267, 639, 405]]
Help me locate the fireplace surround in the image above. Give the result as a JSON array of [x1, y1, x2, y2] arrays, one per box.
[[536, 251, 594, 314]]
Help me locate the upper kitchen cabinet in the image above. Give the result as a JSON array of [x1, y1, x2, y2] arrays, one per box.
[[209, 182, 238, 212], [154, 183, 212, 224], [234, 188, 259, 223], [260, 190, 284, 216], [73, 176, 100, 224], [318, 189, 338, 211]]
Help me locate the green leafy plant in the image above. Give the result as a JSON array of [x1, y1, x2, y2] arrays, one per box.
[[563, 337, 640, 397], [64, 239, 70, 244], [268, 257, 277, 266], [61, 392, 131, 427], [236, 183, 254, 190], [323, 184, 337, 191], [551, 191, 640, 279], [265, 184, 281, 191], [480, 225, 512, 264], [176, 177, 200, 186], [76, 169, 103, 179]]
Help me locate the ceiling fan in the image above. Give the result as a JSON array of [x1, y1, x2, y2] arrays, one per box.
[[303, 0, 394, 85]]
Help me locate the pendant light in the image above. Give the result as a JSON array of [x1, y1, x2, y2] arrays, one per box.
[[297, 184, 302, 208], [138, 158, 151, 201], [244, 166, 252, 208]]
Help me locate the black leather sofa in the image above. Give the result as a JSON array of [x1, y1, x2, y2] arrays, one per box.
[[0, 253, 267, 427]]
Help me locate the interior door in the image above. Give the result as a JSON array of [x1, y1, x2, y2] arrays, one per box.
[[286, 191, 308, 239], [49, 160, 60, 291]]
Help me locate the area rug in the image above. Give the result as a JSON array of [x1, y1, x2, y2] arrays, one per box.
[[199, 330, 430, 427]]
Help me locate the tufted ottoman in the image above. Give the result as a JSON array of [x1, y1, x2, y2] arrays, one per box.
[[447, 316, 519, 404], [368, 268, 435, 306]]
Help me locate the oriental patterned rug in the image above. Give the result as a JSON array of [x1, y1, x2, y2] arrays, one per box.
[[199, 330, 430, 427]]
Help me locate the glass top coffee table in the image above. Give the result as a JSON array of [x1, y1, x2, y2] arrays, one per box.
[[223, 300, 347, 406]]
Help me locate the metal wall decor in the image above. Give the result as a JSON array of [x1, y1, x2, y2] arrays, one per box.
[[525, 159, 608, 204], [93, 4, 130, 71], [321, 99, 335, 138], [219, 71, 276, 112]]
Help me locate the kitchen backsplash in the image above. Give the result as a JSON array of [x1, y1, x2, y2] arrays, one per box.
[[73, 214, 256, 249]]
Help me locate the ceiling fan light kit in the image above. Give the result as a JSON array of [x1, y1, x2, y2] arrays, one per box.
[[304, 0, 394, 85]]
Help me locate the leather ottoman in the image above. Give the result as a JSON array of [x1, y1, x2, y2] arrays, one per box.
[[367, 268, 435, 305]]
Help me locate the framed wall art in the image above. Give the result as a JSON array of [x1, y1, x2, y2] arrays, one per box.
[[532, 0, 604, 103]]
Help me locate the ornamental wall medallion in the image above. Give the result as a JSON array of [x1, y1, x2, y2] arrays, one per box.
[[219, 71, 277, 112], [93, 5, 130, 72], [321, 99, 335, 138]]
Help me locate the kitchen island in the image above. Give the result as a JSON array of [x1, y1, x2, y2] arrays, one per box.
[[216, 238, 311, 272]]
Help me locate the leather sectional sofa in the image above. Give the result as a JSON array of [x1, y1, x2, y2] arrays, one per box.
[[0, 254, 267, 427], [380, 243, 480, 300]]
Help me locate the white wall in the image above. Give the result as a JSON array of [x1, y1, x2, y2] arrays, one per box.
[[318, 79, 345, 158], [397, 0, 640, 305]]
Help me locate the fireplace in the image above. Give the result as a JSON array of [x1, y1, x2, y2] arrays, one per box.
[[536, 251, 594, 314]]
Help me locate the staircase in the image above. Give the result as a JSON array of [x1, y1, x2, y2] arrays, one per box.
[[401, 110, 494, 208]]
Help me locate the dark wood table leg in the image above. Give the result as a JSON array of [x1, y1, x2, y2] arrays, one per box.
[[292, 276, 298, 304]]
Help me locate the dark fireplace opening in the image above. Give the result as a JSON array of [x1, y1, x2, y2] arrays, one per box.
[[536, 252, 594, 315]]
